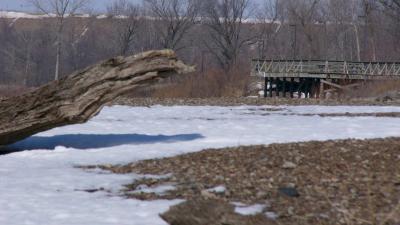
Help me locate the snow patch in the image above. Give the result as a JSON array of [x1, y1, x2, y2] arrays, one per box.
[[0, 11, 97, 19], [265, 211, 279, 220], [207, 185, 226, 193], [234, 204, 265, 215], [131, 184, 176, 195]]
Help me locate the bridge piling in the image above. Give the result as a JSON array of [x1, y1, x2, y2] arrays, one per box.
[[282, 78, 287, 98], [264, 77, 268, 98], [269, 78, 273, 97], [290, 78, 294, 98], [276, 78, 280, 97], [298, 78, 303, 99], [305, 79, 311, 98], [311, 78, 317, 98]]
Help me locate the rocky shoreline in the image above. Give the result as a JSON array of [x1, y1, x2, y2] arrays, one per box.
[[89, 137, 400, 225], [112, 97, 400, 107]]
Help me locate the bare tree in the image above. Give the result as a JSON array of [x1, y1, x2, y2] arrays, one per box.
[[361, 0, 379, 61], [327, 0, 361, 61], [379, 0, 400, 57], [0, 20, 35, 85], [107, 0, 140, 56], [351, 0, 363, 61], [257, 0, 282, 58], [144, 0, 201, 50], [379, 0, 400, 18], [27, 0, 90, 80], [285, 0, 322, 59], [202, 0, 253, 70]]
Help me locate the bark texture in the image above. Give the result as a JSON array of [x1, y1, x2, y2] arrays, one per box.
[[0, 50, 194, 146]]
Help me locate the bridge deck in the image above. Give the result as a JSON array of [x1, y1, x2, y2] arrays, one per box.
[[251, 60, 400, 80]]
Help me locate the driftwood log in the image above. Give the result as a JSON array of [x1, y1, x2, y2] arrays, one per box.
[[0, 50, 194, 146]]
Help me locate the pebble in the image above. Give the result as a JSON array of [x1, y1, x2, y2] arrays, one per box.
[[278, 187, 300, 198], [265, 211, 279, 220], [256, 191, 268, 199], [287, 206, 295, 215], [282, 161, 297, 169], [207, 185, 226, 194], [215, 175, 224, 180], [319, 213, 329, 219], [200, 190, 218, 199]]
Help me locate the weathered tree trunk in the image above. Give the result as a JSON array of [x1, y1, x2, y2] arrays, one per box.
[[0, 50, 194, 146]]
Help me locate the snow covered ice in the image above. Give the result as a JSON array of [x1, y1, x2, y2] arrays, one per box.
[[1, 105, 400, 225]]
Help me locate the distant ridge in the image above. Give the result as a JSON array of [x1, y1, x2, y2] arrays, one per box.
[[0, 11, 96, 19], [0, 10, 267, 24]]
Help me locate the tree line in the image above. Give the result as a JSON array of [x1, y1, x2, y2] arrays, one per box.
[[0, 0, 399, 96]]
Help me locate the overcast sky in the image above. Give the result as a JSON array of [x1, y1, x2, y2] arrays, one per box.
[[0, 0, 263, 13], [0, 0, 141, 12]]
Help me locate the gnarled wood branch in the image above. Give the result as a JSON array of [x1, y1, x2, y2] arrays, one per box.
[[0, 50, 194, 146]]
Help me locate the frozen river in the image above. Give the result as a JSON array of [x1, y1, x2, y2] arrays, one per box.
[[1, 105, 400, 225]]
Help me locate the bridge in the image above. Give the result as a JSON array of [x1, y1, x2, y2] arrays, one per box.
[[251, 59, 400, 98]]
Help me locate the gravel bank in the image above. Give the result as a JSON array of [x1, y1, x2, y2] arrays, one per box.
[[112, 97, 400, 107], [94, 138, 400, 225]]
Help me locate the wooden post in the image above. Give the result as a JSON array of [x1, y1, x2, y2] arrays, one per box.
[[304, 78, 309, 98], [307, 78, 314, 98], [264, 77, 268, 98], [310, 78, 315, 98], [290, 78, 294, 98], [269, 77, 273, 97], [276, 78, 280, 97], [319, 79, 325, 99], [282, 78, 287, 98], [314, 78, 319, 98], [298, 78, 303, 99]]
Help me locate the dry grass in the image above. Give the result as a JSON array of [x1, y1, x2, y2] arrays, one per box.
[[345, 80, 400, 99], [145, 65, 251, 98]]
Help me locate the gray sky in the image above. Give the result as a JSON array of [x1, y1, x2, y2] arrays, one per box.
[[0, 0, 263, 13], [0, 0, 141, 12]]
